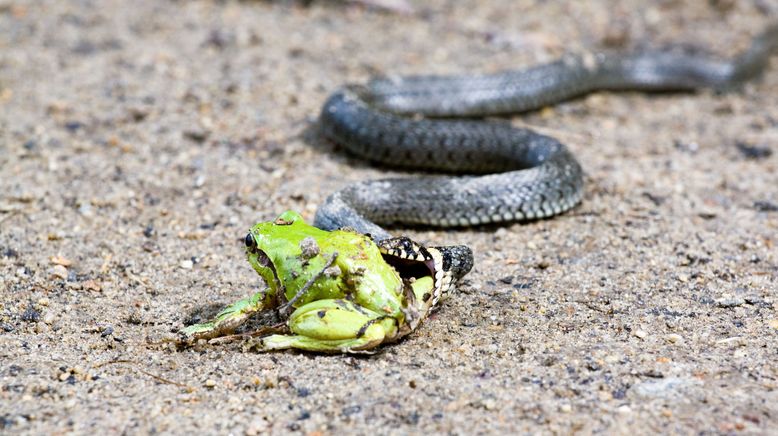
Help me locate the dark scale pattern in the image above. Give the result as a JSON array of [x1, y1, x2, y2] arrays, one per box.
[[435, 245, 474, 281], [314, 24, 778, 268]]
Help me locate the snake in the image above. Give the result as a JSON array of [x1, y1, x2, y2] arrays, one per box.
[[312, 24, 778, 281]]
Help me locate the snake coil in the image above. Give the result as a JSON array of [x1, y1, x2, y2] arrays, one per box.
[[315, 24, 778, 242]]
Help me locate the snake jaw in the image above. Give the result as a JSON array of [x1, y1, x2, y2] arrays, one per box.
[[377, 237, 455, 309]]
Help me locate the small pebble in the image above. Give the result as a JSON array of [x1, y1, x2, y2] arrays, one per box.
[[245, 418, 269, 435], [754, 201, 778, 212], [715, 336, 744, 346], [183, 128, 209, 143], [204, 379, 217, 388], [49, 265, 68, 280], [665, 334, 683, 344], [481, 399, 497, 410], [634, 329, 648, 339], [535, 259, 550, 269], [716, 297, 745, 308], [42, 312, 56, 325], [82, 280, 102, 292], [50, 256, 72, 266], [604, 354, 620, 364], [735, 141, 772, 159], [180, 260, 194, 269]]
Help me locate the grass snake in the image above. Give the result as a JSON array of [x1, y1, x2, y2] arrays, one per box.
[[314, 24, 778, 255]]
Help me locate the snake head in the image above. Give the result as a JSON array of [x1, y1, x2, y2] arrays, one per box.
[[377, 236, 473, 308]]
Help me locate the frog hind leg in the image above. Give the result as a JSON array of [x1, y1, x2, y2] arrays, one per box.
[[180, 291, 268, 341], [255, 299, 399, 353]]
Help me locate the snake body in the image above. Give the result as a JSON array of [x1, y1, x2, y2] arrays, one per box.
[[314, 24, 778, 262]]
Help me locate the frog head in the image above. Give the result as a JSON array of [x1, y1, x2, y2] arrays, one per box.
[[243, 210, 322, 301]]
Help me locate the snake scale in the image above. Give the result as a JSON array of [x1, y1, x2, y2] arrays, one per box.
[[313, 24, 778, 279]]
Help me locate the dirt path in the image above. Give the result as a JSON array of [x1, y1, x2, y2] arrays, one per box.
[[1, 1, 776, 433]]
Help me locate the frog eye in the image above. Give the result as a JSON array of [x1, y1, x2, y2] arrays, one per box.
[[245, 233, 256, 249]]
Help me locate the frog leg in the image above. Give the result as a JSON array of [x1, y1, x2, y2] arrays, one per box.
[[254, 299, 399, 353], [180, 289, 270, 341]]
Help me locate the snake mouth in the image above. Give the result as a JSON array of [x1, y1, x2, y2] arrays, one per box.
[[380, 252, 436, 282], [376, 237, 449, 307], [379, 243, 452, 311], [377, 236, 439, 283]]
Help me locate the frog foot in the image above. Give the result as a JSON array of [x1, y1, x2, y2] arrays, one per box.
[[180, 291, 267, 342]]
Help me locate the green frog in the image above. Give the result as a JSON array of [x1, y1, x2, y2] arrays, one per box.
[[180, 211, 473, 353]]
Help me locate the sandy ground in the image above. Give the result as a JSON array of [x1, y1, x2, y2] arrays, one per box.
[[1, 0, 777, 434]]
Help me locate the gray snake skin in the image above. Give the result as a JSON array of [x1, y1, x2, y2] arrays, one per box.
[[315, 24, 778, 243]]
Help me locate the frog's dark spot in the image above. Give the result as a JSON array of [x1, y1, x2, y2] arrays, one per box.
[[334, 299, 350, 310], [422, 293, 431, 302], [356, 316, 388, 338], [255, 250, 272, 267], [274, 218, 294, 225], [351, 304, 370, 317], [317, 310, 326, 318]]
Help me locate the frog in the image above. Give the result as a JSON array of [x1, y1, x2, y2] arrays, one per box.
[[179, 211, 473, 353]]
